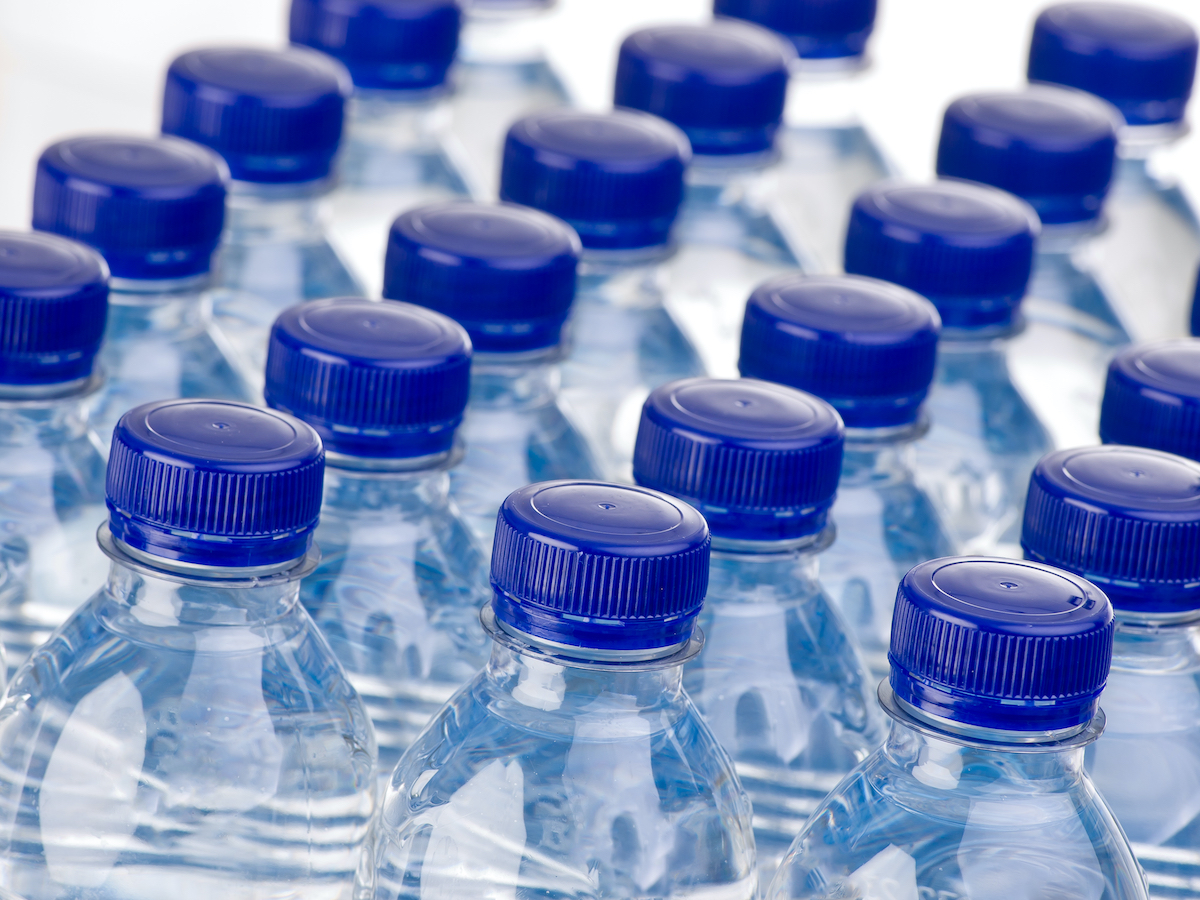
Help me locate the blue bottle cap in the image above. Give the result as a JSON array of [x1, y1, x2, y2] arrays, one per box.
[[33, 136, 227, 281], [633, 377, 844, 541], [844, 180, 1040, 330], [1022, 446, 1200, 614], [491, 480, 710, 654], [936, 86, 1118, 225], [0, 232, 108, 386], [1029, 3, 1198, 129], [107, 399, 325, 569], [1100, 339, 1200, 462], [265, 298, 471, 459], [500, 109, 690, 251], [739, 274, 940, 427], [162, 47, 352, 184], [383, 202, 580, 353], [891, 557, 1114, 734], [614, 22, 793, 157], [289, 0, 461, 92], [713, 0, 877, 60]]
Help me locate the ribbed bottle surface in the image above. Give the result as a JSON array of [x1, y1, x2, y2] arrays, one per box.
[[713, 0, 876, 60], [1099, 339, 1200, 462]]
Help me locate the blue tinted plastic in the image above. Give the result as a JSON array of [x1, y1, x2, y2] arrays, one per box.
[[713, 0, 877, 60], [1100, 339, 1200, 461]]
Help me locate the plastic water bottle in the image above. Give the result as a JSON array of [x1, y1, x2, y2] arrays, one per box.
[[0, 399, 376, 899], [632, 377, 884, 886], [614, 22, 803, 377], [714, 0, 894, 275], [162, 47, 363, 392], [290, 0, 471, 296], [845, 179, 1054, 556], [362, 479, 757, 900], [1100, 338, 1200, 461], [738, 274, 953, 678], [264, 296, 490, 774], [1023, 444, 1200, 896], [32, 135, 253, 448], [501, 110, 705, 479], [937, 85, 1124, 450], [1029, 3, 1200, 343], [767, 556, 1149, 900], [383, 201, 599, 546]]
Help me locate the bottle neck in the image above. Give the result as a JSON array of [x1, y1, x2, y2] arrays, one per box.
[[460, 4, 551, 65], [224, 180, 330, 243], [1110, 608, 1200, 671], [840, 420, 924, 484], [321, 458, 452, 515], [707, 532, 826, 596], [0, 378, 99, 446], [685, 152, 776, 187], [106, 275, 213, 334], [1117, 121, 1186, 159], [576, 249, 669, 311], [344, 89, 449, 155], [469, 348, 561, 409], [1036, 219, 1104, 255], [784, 58, 868, 129]]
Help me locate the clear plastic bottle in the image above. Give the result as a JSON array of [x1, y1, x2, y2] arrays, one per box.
[[632, 377, 884, 885], [501, 110, 706, 479], [32, 135, 254, 448], [162, 47, 363, 393], [845, 179, 1054, 557], [767, 556, 1148, 900], [383, 201, 600, 547], [738, 274, 953, 678], [264, 296, 490, 774], [362, 479, 757, 900], [1100, 338, 1200, 462], [0, 399, 376, 900], [290, 0, 471, 296], [1023, 444, 1200, 897]]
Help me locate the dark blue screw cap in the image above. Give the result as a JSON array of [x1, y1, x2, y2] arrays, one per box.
[[739, 275, 940, 427], [500, 109, 691, 251], [1029, 3, 1198, 129], [162, 47, 352, 184], [714, 0, 877, 60], [383, 202, 580, 353], [1100, 339, 1200, 462], [106, 399, 325, 569], [890, 557, 1114, 733], [265, 297, 471, 459], [1022, 446, 1200, 614], [289, 0, 461, 92], [844, 180, 1040, 330], [491, 480, 710, 654], [633, 377, 844, 541], [936, 86, 1118, 226], [33, 136, 227, 281], [0, 232, 108, 386], [614, 22, 793, 157]]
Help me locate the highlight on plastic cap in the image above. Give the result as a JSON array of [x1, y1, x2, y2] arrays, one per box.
[[1029, 3, 1198, 129], [890, 556, 1114, 733], [632, 377, 844, 540], [289, 0, 461, 91], [614, 22, 793, 157], [490, 480, 711, 654], [162, 46, 352, 184], [1022, 446, 1200, 613], [844, 180, 1040, 330], [739, 274, 940, 427], [1099, 339, 1200, 462], [499, 109, 690, 251], [265, 297, 471, 459], [383, 202, 580, 352], [713, 0, 877, 60], [936, 85, 1119, 225], [106, 399, 325, 569], [33, 135, 227, 280]]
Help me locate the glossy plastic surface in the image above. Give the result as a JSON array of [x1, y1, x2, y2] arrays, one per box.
[[1100, 338, 1200, 461], [713, 0, 876, 60]]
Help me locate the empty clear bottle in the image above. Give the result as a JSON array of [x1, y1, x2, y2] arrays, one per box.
[[0, 399, 376, 900], [738, 274, 953, 678], [1023, 444, 1200, 897], [264, 296, 490, 773], [1100, 338, 1200, 462], [362, 480, 756, 900], [290, 0, 471, 296], [1030, 3, 1200, 343], [32, 135, 253, 448], [163, 47, 363, 393], [632, 377, 883, 885], [383, 201, 599, 546], [768, 556, 1148, 900], [501, 110, 705, 478], [845, 179, 1053, 556]]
